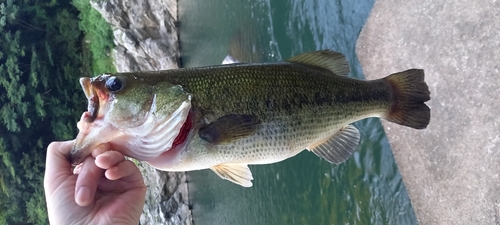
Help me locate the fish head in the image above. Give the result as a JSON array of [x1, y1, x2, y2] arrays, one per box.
[[70, 73, 191, 164]]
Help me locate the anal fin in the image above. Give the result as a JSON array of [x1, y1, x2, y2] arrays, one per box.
[[210, 163, 254, 187], [308, 125, 360, 164]]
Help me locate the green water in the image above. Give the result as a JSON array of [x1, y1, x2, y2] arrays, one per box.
[[179, 0, 418, 224]]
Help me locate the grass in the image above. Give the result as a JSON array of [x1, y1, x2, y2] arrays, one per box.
[[72, 0, 116, 75]]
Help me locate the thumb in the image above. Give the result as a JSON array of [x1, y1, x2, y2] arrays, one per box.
[[44, 140, 75, 191]]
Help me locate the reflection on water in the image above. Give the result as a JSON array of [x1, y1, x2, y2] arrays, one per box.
[[178, 0, 281, 65], [179, 0, 418, 224], [225, 23, 263, 63]]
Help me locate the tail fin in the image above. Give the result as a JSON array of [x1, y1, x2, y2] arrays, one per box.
[[383, 69, 431, 129]]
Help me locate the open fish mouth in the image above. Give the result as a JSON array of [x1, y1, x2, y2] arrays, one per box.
[[80, 77, 99, 123]]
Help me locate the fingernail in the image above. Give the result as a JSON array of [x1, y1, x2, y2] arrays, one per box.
[[76, 186, 91, 206], [73, 164, 82, 174]]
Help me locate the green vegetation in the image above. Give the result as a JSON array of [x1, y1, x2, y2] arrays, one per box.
[[0, 0, 115, 224], [73, 0, 116, 74]]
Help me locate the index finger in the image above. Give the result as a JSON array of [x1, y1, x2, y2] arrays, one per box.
[[44, 140, 75, 190]]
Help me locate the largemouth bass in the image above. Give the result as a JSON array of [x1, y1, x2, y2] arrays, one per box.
[[70, 50, 430, 187]]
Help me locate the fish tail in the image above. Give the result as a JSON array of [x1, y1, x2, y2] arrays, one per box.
[[383, 69, 431, 129]]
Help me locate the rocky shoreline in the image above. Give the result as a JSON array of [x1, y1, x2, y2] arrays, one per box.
[[90, 0, 192, 224], [91, 0, 180, 72]]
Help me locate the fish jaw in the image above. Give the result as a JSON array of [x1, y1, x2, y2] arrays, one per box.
[[80, 78, 96, 122], [70, 77, 113, 164], [79, 77, 110, 123], [70, 112, 122, 164]]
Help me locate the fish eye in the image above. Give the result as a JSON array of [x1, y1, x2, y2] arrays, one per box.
[[105, 76, 125, 92]]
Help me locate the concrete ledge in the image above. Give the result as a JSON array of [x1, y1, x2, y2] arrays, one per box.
[[356, 0, 500, 224]]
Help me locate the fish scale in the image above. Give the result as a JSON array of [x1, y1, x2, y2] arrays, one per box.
[[70, 50, 430, 187], [166, 64, 388, 119], [148, 63, 391, 167]]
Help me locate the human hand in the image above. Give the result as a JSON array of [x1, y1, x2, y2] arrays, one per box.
[[44, 140, 146, 225]]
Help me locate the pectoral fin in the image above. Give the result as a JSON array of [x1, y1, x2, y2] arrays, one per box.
[[210, 163, 254, 187], [308, 125, 360, 164], [199, 114, 260, 144]]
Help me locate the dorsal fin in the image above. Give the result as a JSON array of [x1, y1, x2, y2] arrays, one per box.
[[286, 50, 350, 76]]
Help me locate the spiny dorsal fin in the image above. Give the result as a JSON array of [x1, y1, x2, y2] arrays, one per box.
[[308, 124, 360, 164], [199, 114, 260, 144], [286, 50, 350, 76], [210, 163, 254, 187]]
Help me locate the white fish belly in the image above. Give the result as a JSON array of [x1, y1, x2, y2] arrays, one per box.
[[174, 119, 347, 170]]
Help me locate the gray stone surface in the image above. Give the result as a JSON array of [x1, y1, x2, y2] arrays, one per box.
[[91, 0, 179, 72], [137, 161, 192, 225], [356, 0, 500, 224]]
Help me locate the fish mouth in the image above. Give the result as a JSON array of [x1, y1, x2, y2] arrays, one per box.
[[80, 77, 99, 123], [70, 112, 95, 165], [71, 77, 109, 165]]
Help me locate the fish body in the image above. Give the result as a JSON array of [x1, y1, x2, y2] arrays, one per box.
[[71, 50, 430, 187]]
